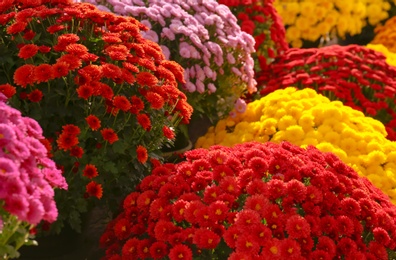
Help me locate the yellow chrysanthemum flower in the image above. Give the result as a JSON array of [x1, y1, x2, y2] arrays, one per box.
[[275, 0, 390, 46], [196, 87, 396, 205]]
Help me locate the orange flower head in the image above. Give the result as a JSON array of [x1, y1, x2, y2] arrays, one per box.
[[113, 95, 132, 112], [57, 133, 79, 151]]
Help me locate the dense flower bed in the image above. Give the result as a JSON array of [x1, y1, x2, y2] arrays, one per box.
[[196, 88, 396, 205], [0, 94, 66, 257], [0, 0, 192, 233], [274, 0, 391, 47], [259, 45, 396, 140], [78, 0, 257, 122], [100, 141, 396, 259]]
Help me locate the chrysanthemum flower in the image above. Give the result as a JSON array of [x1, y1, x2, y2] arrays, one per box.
[[100, 128, 118, 144], [86, 181, 103, 199]]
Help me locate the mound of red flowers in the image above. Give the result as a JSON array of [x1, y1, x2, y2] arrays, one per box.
[[259, 45, 396, 140], [100, 141, 396, 260]]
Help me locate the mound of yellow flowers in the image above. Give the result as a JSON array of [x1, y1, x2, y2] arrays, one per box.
[[196, 87, 396, 204]]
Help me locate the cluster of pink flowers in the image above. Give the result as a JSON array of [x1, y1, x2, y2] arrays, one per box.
[[259, 44, 396, 140], [0, 94, 67, 226], [79, 0, 257, 121], [100, 141, 396, 259]]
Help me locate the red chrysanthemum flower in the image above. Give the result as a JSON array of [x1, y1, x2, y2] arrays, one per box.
[[121, 238, 139, 258], [62, 124, 81, 135], [18, 43, 39, 59], [70, 146, 84, 158], [34, 64, 54, 83], [136, 71, 159, 87], [145, 91, 164, 109], [137, 113, 151, 131], [46, 24, 65, 34], [100, 128, 119, 144], [162, 126, 175, 140], [83, 164, 99, 179], [113, 95, 132, 112], [27, 89, 43, 102], [280, 238, 302, 259], [130, 96, 145, 114], [13, 64, 36, 88], [52, 62, 70, 78], [113, 217, 130, 240], [76, 84, 94, 100], [65, 43, 89, 56], [6, 21, 27, 34], [38, 45, 51, 53], [149, 241, 169, 260], [56, 54, 82, 70], [192, 228, 220, 250], [0, 83, 16, 98], [85, 115, 101, 130], [57, 133, 79, 151], [168, 244, 192, 260], [86, 181, 103, 199], [285, 215, 311, 239], [235, 233, 260, 255], [136, 145, 148, 164]]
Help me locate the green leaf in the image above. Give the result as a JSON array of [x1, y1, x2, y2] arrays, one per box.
[[68, 210, 82, 233], [112, 141, 126, 154]]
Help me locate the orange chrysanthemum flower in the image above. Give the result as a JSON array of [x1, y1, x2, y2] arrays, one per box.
[[83, 164, 99, 179], [85, 115, 101, 130], [56, 54, 82, 70], [0, 83, 16, 98], [86, 181, 103, 199], [34, 64, 54, 83], [13, 64, 36, 88], [136, 145, 148, 164], [18, 43, 39, 59], [27, 89, 43, 102], [113, 95, 132, 112], [136, 71, 159, 87], [101, 128, 119, 144]]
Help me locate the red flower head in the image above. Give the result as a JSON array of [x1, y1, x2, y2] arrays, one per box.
[[86, 181, 103, 199], [85, 114, 101, 130], [100, 128, 118, 144], [0, 83, 16, 98], [83, 164, 99, 179], [136, 145, 148, 164], [18, 43, 39, 59]]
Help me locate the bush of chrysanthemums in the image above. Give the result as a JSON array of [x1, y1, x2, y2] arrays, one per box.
[[274, 0, 391, 47], [78, 0, 257, 122], [219, 0, 288, 92], [196, 87, 396, 205], [0, 0, 192, 234], [259, 45, 396, 140], [0, 93, 67, 258], [100, 141, 396, 259]]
